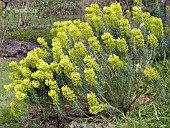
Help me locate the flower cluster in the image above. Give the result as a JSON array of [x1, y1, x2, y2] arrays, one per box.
[[48, 89, 59, 106], [142, 12, 151, 30], [84, 55, 100, 71], [61, 85, 77, 102], [103, 5, 119, 29], [85, 4, 101, 25], [13, 78, 32, 100], [37, 37, 48, 48], [15, 91, 27, 100], [110, 2, 122, 19], [87, 92, 108, 114], [147, 34, 159, 48], [59, 55, 76, 77], [31, 70, 53, 81], [131, 28, 144, 47], [68, 24, 83, 43], [144, 66, 160, 81], [52, 37, 64, 62], [78, 22, 94, 39], [74, 42, 88, 57], [31, 80, 40, 88], [10, 101, 22, 116], [88, 36, 101, 53], [84, 68, 98, 87], [149, 17, 164, 38], [101, 32, 116, 51], [91, 16, 105, 33], [85, 4, 104, 32], [51, 21, 68, 35], [4, 83, 15, 91], [57, 32, 69, 49], [36, 59, 50, 71], [119, 18, 131, 37], [132, 6, 142, 24], [116, 38, 128, 53], [70, 72, 82, 86], [20, 47, 49, 68], [108, 54, 126, 69]]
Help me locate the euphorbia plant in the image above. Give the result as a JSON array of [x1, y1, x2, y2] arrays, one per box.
[[4, 2, 164, 120]]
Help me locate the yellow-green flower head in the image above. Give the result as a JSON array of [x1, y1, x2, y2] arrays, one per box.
[[52, 40, 64, 62], [68, 48, 80, 64], [91, 16, 105, 32], [144, 66, 160, 81], [63, 20, 72, 27], [52, 21, 67, 33], [36, 59, 50, 71], [85, 4, 101, 26], [48, 89, 59, 105], [4, 83, 15, 92], [84, 55, 100, 71], [110, 2, 122, 19], [88, 36, 101, 53], [14, 84, 23, 92], [33, 47, 50, 59], [50, 61, 58, 70], [31, 70, 53, 81], [10, 101, 22, 116], [48, 89, 56, 97], [108, 54, 127, 69], [87, 92, 108, 114], [9, 61, 20, 71], [79, 22, 94, 39], [52, 37, 60, 47], [142, 12, 151, 30], [9, 72, 20, 81], [147, 34, 159, 48], [50, 28, 58, 37], [119, 18, 131, 37], [20, 67, 32, 78], [59, 55, 75, 77], [74, 42, 88, 57], [87, 92, 99, 107], [15, 91, 27, 100], [116, 37, 128, 53], [103, 7, 119, 29], [57, 32, 69, 49], [73, 19, 81, 26], [103, 6, 113, 14], [132, 6, 142, 24], [68, 24, 83, 43], [70, 72, 82, 86], [37, 37, 48, 48], [85, 13, 96, 26], [150, 17, 164, 38], [86, 4, 100, 15], [21, 78, 32, 91], [61, 85, 77, 102], [19, 54, 37, 69], [101, 32, 116, 50], [131, 28, 144, 47], [31, 80, 40, 88], [45, 79, 57, 87], [84, 68, 98, 87], [48, 89, 59, 103]]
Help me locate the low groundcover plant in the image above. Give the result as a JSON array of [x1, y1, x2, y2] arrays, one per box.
[[4, 2, 165, 122]]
